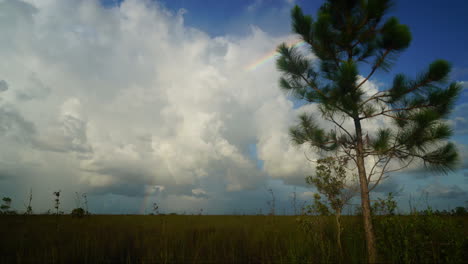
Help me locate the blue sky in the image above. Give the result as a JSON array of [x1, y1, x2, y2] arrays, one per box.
[[145, 0, 468, 78], [103, 0, 468, 110], [0, 0, 466, 214], [140, 0, 468, 210], [100, 0, 468, 92]]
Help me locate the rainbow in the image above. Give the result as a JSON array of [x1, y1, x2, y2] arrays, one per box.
[[139, 192, 152, 215], [244, 39, 307, 71], [139, 185, 164, 215]]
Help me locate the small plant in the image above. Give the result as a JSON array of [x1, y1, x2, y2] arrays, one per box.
[[372, 192, 398, 216], [74, 192, 82, 209], [24, 189, 33, 215], [291, 187, 297, 215], [266, 188, 276, 216], [304, 157, 357, 261], [305, 193, 331, 216], [82, 193, 89, 215], [71, 207, 86, 218], [52, 190, 62, 232], [452, 206, 467, 216], [154, 203, 159, 215], [1, 197, 12, 214], [71, 192, 88, 217], [53, 190, 61, 216]]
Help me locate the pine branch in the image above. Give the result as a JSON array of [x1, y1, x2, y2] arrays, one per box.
[[358, 91, 390, 109], [367, 156, 387, 181], [368, 156, 392, 191], [360, 103, 433, 120], [356, 49, 391, 89]]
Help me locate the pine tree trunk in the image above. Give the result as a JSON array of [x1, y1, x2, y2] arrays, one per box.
[[354, 118, 377, 263]]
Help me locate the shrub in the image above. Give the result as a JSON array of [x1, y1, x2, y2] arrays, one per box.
[[71, 208, 86, 218]]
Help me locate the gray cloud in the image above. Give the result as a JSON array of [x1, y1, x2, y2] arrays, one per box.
[[0, 0, 37, 56], [15, 74, 51, 101], [33, 116, 93, 155], [87, 182, 147, 197], [420, 183, 467, 200], [0, 105, 36, 142], [373, 178, 403, 195], [0, 80, 8, 92], [451, 103, 468, 135]]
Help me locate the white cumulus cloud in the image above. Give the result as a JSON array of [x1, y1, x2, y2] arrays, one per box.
[[0, 0, 318, 213]]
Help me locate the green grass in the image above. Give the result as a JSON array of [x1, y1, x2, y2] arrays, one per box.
[[0, 214, 466, 263]]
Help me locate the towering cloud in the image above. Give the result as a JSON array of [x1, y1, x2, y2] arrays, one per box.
[[0, 0, 318, 213]]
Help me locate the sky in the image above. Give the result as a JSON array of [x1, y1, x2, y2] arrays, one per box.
[[0, 0, 467, 215]]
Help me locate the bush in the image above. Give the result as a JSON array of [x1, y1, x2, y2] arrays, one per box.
[[71, 208, 86, 218], [374, 211, 466, 263]]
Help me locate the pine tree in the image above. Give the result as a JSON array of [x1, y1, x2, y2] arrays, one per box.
[[276, 0, 461, 262]]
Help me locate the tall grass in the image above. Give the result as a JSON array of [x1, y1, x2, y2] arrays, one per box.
[[0, 214, 466, 263]]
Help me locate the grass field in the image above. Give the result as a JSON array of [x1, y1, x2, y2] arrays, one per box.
[[0, 214, 466, 263]]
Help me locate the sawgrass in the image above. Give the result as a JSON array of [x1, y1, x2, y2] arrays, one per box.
[[0, 214, 466, 263]]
